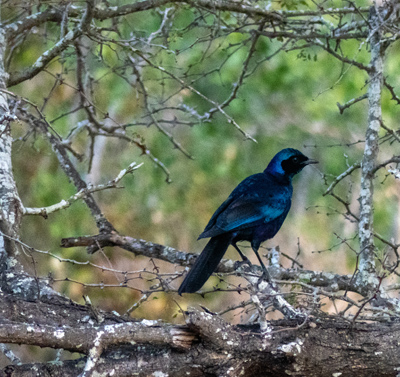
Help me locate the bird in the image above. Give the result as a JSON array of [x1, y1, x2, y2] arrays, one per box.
[[178, 148, 317, 295]]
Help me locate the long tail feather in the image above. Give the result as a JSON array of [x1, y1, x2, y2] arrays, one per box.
[[178, 234, 231, 294]]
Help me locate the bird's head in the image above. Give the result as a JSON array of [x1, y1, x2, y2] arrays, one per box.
[[264, 148, 317, 179]]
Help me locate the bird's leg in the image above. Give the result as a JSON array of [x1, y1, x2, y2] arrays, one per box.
[[251, 245, 272, 284], [232, 243, 252, 268], [233, 242, 272, 284]]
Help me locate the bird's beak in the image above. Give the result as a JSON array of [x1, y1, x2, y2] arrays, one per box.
[[304, 159, 318, 165]]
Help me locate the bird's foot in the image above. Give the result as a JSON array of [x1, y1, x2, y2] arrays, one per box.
[[234, 256, 252, 270], [257, 268, 272, 286]]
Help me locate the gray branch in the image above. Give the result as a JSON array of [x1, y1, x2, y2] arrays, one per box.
[[356, 5, 385, 295]]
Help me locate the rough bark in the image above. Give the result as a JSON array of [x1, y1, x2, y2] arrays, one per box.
[[0, 25, 23, 261], [356, 4, 384, 296], [1, 283, 400, 377]]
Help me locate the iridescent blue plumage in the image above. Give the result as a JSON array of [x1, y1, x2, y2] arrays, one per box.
[[178, 148, 317, 294]]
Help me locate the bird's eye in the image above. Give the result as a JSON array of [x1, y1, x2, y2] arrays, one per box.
[[292, 156, 299, 163]]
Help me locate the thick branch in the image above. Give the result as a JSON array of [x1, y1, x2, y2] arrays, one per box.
[[356, 5, 384, 294], [0, 320, 193, 353], [0, 24, 23, 260], [2, 305, 400, 377]]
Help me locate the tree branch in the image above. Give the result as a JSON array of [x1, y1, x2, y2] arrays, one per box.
[[3, 305, 400, 376], [356, 5, 384, 294], [60, 232, 362, 295], [10, 94, 115, 233], [0, 320, 194, 353], [23, 162, 143, 217]]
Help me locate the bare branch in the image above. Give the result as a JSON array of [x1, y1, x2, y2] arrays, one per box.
[[323, 162, 361, 196], [0, 320, 194, 353], [9, 18, 82, 86], [337, 94, 368, 114], [5, 91, 115, 233], [379, 120, 400, 144], [24, 162, 143, 217], [129, 57, 193, 159], [127, 48, 257, 142]]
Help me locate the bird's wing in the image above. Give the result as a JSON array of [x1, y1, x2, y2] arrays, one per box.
[[215, 194, 290, 232], [199, 173, 266, 238], [199, 173, 292, 239], [199, 190, 291, 239], [199, 195, 235, 238]]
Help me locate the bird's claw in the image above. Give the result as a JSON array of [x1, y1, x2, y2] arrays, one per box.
[[257, 268, 272, 286], [234, 257, 252, 270]]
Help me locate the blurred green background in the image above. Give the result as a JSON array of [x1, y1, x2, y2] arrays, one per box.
[[5, 1, 400, 324]]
